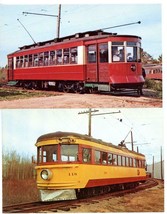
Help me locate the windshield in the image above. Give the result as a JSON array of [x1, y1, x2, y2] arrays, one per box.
[[126, 41, 141, 62], [61, 145, 78, 161], [38, 145, 58, 163], [37, 144, 78, 164]]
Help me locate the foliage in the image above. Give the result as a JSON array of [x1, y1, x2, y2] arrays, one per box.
[[2, 150, 39, 205], [142, 51, 162, 64], [144, 79, 162, 92], [3, 179, 39, 206], [2, 150, 35, 180], [144, 79, 162, 99], [0, 66, 7, 83]]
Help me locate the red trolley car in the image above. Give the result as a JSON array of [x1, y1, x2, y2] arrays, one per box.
[[7, 30, 145, 94]]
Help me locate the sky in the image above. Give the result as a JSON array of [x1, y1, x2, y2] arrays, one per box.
[[0, 108, 164, 165], [0, 1, 163, 67]]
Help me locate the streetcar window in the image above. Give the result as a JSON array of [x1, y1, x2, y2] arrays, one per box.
[[135, 159, 139, 167], [16, 57, 19, 68], [138, 160, 142, 168], [122, 156, 126, 166], [108, 153, 116, 165], [34, 54, 38, 66], [101, 152, 107, 165], [129, 158, 133, 167], [108, 153, 112, 165], [61, 145, 78, 162], [137, 47, 142, 62], [118, 155, 122, 166], [127, 42, 137, 46], [56, 49, 62, 64], [82, 148, 91, 163], [38, 145, 58, 163], [24, 55, 28, 67], [112, 154, 117, 165], [112, 46, 125, 62], [126, 157, 129, 166], [63, 48, 70, 64], [44, 52, 49, 66], [133, 158, 137, 167], [50, 51, 56, 65], [20, 56, 23, 67], [39, 53, 44, 66], [99, 43, 108, 63], [126, 46, 137, 62], [29, 55, 33, 67], [95, 150, 101, 164], [112, 42, 124, 46], [88, 45, 96, 63], [70, 47, 78, 64]]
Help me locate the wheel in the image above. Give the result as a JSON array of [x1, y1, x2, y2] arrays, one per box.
[[62, 83, 70, 93], [72, 83, 84, 94]]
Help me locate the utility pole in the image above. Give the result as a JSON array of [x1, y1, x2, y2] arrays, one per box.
[[152, 155, 154, 178], [78, 108, 121, 137], [57, 4, 61, 38], [160, 146, 163, 180], [22, 4, 61, 38], [131, 130, 134, 151], [78, 109, 99, 136]]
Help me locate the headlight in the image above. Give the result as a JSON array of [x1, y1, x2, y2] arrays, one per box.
[[40, 169, 52, 180]]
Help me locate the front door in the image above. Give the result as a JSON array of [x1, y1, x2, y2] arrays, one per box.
[[86, 43, 109, 83], [86, 44, 98, 82]]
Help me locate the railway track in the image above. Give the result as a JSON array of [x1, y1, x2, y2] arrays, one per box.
[[3, 179, 159, 213]]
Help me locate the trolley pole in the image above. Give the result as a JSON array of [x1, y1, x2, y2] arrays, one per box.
[[78, 108, 121, 137]]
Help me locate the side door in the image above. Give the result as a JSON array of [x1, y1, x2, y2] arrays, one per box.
[[98, 43, 109, 82], [85, 44, 98, 82]]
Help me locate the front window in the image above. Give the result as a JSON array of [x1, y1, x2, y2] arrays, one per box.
[[126, 42, 141, 62], [112, 42, 125, 62], [61, 145, 78, 161], [38, 145, 58, 163]]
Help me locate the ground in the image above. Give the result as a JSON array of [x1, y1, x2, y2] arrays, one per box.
[[68, 183, 164, 212], [0, 88, 162, 108]]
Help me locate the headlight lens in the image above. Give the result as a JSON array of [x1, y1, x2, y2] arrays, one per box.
[[40, 169, 52, 180]]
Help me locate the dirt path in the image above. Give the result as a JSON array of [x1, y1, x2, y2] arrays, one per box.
[[0, 89, 162, 109], [68, 183, 164, 212]]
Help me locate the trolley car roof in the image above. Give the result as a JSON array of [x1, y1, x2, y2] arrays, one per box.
[[36, 131, 145, 157], [17, 30, 141, 51]]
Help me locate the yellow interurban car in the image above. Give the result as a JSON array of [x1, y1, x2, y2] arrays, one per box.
[[35, 131, 147, 201]]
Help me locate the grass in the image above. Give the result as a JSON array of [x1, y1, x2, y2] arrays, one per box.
[[3, 179, 40, 206], [144, 79, 162, 98], [0, 87, 61, 101]]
